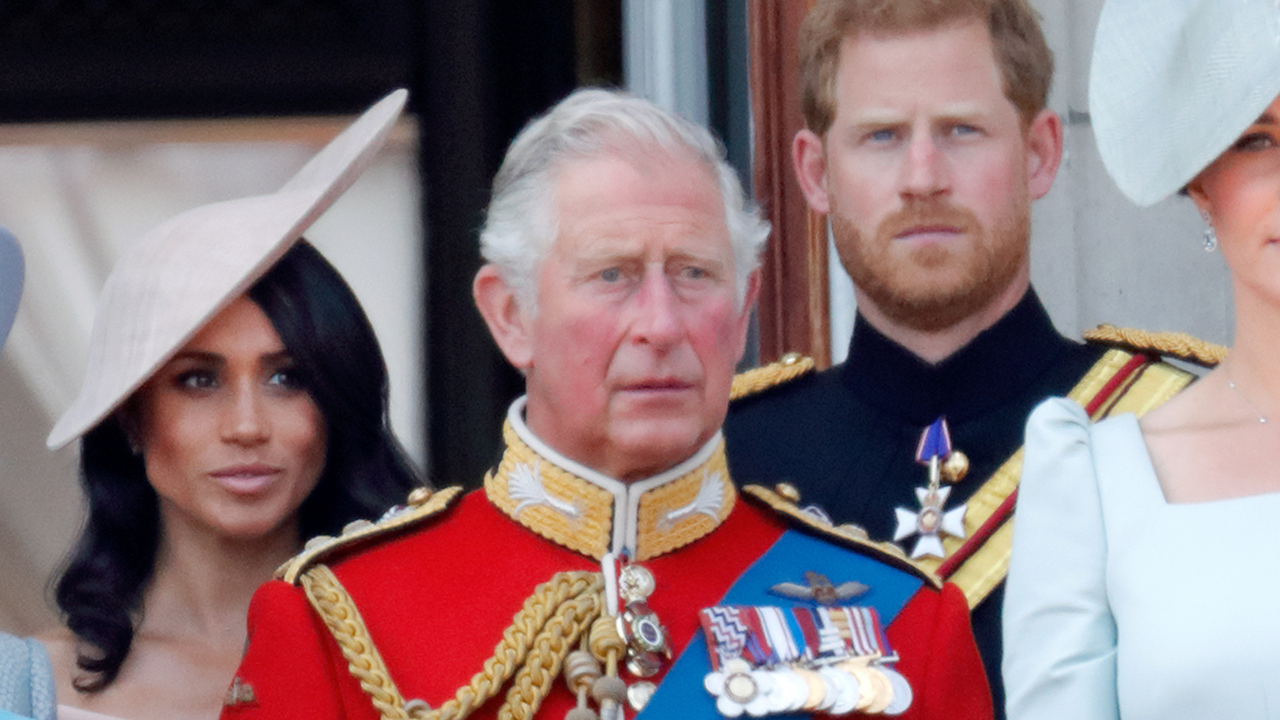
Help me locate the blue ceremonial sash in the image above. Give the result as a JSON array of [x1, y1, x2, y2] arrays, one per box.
[[638, 529, 925, 719]]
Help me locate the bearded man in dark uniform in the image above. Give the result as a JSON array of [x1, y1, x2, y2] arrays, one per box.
[[223, 88, 994, 720], [723, 1, 1194, 717]]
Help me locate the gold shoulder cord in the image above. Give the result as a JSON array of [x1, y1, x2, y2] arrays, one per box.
[[281, 487, 464, 584], [1084, 323, 1228, 367], [730, 353, 815, 401], [301, 566, 609, 720], [301, 565, 413, 719]]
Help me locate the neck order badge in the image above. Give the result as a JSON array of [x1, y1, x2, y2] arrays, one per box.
[[893, 418, 969, 559]]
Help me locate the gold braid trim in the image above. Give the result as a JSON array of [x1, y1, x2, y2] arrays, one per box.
[[1084, 324, 1228, 367], [486, 424, 615, 559], [282, 486, 464, 584], [742, 484, 942, 589], [486, 423, 736, 561], [497, 579, 603, 720], [442, 571, 602, 720], [301, 565, 605, 720], [730, 352, 815, 400], [301, 565, 412, 720]]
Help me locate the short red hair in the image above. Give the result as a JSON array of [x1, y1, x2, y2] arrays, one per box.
[[798, 0, 1054, 135]]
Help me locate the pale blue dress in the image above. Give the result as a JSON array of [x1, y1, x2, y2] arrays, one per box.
[[0, 634, 52, 720], [1003, 398, 1280, 719]]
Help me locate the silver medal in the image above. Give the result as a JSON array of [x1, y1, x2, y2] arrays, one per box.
[[820, 665, 860, 715], [881, 666, 914, 715]]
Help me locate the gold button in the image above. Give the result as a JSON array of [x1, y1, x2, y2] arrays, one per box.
[[342, 519, 373, 535], [407, 486, 433, 506], [837, 523, 869, 540], [775, 482, 802, 503], [780, 351, 802, 365], [942, 450, 970, 483], [224, 677, 256, 706], [880, 543, 907, 559]]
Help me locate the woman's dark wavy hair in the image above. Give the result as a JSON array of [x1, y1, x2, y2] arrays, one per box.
[[54, 240, 421, 692]]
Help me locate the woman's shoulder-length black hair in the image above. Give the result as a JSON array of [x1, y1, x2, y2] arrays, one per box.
[[55, 239, 422, 692]]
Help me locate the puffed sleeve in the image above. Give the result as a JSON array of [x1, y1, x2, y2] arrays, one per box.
[[1003, 398, 1118, 720]]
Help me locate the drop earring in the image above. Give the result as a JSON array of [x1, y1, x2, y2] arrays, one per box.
[[1200, 210, 1218, 252]]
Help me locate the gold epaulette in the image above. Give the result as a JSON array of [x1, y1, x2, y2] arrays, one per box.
[[730, 352, 816, 401], [278, 485, 464, 585], [1084, 323, 1227, 367], [742, 484, 942, 589]]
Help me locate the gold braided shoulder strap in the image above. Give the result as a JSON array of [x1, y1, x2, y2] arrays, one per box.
[[1084, 323, 1227, 367], [301, 565, 613, 720], [730, 352, 815, 401], [742, 484, 942, 589], [280, 486, 464, 585]]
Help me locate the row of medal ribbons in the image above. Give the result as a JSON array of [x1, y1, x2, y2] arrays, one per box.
[[699, 604, 912, 717]]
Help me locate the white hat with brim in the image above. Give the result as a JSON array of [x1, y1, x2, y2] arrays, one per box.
[[47, 88, 408, 449], [0, 227, 22, 348], [1090, 0, 1280, 207]]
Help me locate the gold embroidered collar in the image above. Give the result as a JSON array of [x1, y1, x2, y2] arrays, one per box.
[[484, 397, 736, 561]]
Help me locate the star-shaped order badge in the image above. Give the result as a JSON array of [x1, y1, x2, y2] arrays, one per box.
[[893, 417, 967, 559]]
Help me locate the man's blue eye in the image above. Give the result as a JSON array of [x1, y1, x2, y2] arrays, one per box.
[[600, 268, 622, 282], [869, 129, 896, 142]]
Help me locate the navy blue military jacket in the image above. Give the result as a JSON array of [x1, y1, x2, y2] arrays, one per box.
[[724, 290, 1103, 720]]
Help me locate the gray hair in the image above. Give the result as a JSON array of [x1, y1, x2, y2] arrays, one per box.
[[479, 87, 771, 313]]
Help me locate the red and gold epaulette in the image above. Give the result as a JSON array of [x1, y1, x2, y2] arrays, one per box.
[[925, 325, 1212, 608], [742, 483, 942, 589], [277, 485, 464, 585], [730, 352, 816, 401]]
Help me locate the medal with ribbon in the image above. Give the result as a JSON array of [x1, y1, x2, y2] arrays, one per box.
[[892, 417, 968, 559], [697, 573, 913, 717]]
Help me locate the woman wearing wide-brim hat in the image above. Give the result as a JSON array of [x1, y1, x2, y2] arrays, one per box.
[[37, 90, 422, 720], [1004, 1, 1280, 718]]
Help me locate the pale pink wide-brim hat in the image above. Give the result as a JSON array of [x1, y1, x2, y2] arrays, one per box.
[[1090, 0, 1280, 206], [47, 89, 408, 449]]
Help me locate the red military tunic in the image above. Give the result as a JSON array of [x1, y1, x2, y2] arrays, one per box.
[[224, 408, 991, 720]]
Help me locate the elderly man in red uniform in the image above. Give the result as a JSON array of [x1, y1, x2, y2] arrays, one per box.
[[222, 88, 991, 720]]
